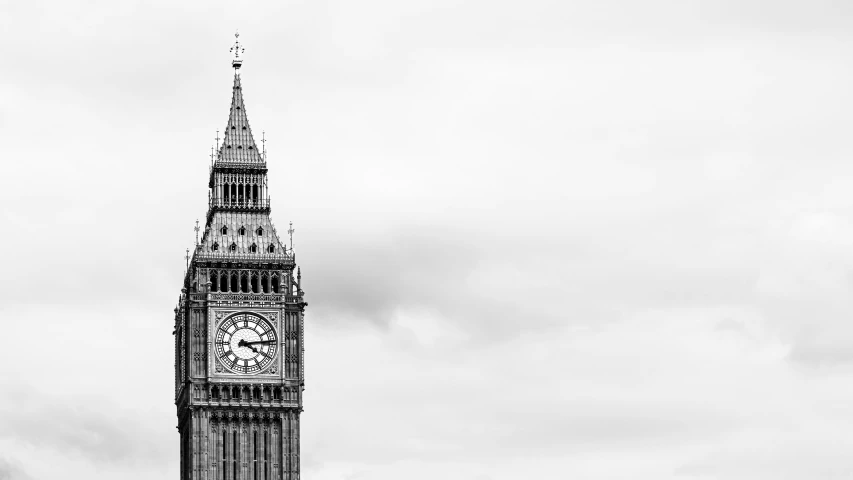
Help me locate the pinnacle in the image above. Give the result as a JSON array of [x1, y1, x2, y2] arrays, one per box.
[[216, 73, 264, 165]]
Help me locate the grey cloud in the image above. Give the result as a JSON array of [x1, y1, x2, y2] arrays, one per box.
[[0, 388, 172, 467], [0, 459, 29, 480], [786, 334, 853, 368]]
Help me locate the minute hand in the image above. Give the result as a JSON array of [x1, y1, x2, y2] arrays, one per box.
[[242, 339, 276, 345]]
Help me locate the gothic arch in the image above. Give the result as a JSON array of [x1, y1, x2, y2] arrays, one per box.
[[240, 271, 249, 293], [250, 271, 259, 293], [261, 272, 270, 294], [230, 271, 239, 293], [210, 270, 219, 292]]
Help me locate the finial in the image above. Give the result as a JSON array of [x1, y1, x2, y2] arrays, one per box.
[[185, 248, 190, 270], [262, 131, 266, 161], [194, 220, 200, 246], [230, 31, 245, 69], [288, 221, 295, 252], [215, 130, 220, 148]]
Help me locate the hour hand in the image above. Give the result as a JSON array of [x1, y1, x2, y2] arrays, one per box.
[[237, 339, 259, 352]]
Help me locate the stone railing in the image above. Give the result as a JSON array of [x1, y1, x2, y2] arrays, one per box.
[[190, 292, 302, 304]]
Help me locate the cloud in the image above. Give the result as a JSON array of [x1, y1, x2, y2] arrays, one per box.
[[0, 458, 30, 480], [0, 393, 171, 466]]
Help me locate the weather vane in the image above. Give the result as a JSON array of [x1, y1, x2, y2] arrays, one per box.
[[230, 31, 245, 69], [194, 219, 200, 246], [288, 221, 295, 252]]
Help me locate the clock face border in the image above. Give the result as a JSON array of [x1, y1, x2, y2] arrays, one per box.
[[212, 311, 280, 376]]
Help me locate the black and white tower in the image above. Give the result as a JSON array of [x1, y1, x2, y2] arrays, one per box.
[[174, 34, 306, 480]]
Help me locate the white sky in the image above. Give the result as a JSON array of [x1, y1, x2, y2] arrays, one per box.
[[2, 0, 853, 479]]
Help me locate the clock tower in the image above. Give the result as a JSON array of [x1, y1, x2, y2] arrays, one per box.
[[174, 36, 306, 480]]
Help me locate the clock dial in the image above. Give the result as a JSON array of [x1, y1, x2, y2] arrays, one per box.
[[215, 313, 278, 374]]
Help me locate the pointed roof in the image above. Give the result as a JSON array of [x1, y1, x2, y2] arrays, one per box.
[[216, 73, 264, 165], [197, 211, 288, 257]]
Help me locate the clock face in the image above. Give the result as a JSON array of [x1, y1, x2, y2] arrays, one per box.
[[215, 313, 278, 374]]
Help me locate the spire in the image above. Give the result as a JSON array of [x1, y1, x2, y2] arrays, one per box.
[[230, 31, 245, 70], [216, 42, 264, 166]]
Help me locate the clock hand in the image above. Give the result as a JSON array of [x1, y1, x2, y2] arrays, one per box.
[[242, 339, 276, 345], [237, 339, 260, 353]]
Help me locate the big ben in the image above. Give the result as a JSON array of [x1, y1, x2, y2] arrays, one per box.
[[174, 34, 306, 480]]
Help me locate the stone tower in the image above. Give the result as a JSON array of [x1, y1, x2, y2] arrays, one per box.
[[174, 40, 306, 480]]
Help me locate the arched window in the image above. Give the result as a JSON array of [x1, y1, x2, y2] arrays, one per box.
[[221, 430, 226, 479], [229, 243, 237, 252], [250, 272, 259, 293], [239, 226, 246, 235], [253, 431, 259, 477], [230, 272, 239, 293], [267, 244, 275, 253], [271, 274, 280, 294], [261, 272, 269, 294], [256, 227, 264, 236], [210, 270, 219, 292], [220, 271, 228, 292], [232, 433, 238, 480], [250, 243, 257, 253], [240, 273, 249, 293], [212, 242, 219, 251], [221, 226, 228, 235]]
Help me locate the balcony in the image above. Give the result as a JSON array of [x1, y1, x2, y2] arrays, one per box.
[[194, 249, 295, 263], [209, 196, 271, 211], [188, 291, 303, 306]]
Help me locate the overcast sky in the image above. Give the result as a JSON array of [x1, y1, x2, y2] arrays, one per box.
[[2, 0, 853, 479]]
